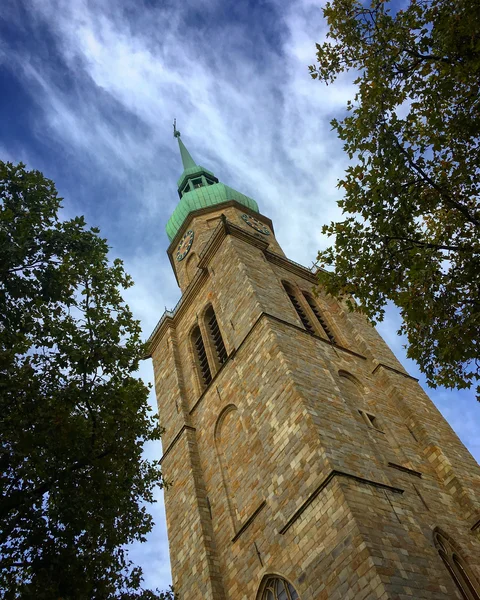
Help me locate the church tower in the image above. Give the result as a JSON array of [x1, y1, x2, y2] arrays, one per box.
[[147, 127, 480, 600]]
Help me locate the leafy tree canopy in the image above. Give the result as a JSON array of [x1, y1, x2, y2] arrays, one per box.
[[0, 161, 173, 598], [310, 0, 480, 399]]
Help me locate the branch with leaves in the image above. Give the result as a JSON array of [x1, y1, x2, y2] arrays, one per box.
[[310, 0, 480, 399], [0, 161, 172, 598]]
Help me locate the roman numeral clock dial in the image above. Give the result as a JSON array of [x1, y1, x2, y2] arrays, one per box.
[[241, 213, 270, 235], [176, 229, 194, 261]]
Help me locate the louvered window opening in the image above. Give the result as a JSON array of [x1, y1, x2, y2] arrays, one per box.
[[284, 287, 315, 334], [208, 311, 228, 365], [304, 294, 336, 343], [193, 327, 212, 386]]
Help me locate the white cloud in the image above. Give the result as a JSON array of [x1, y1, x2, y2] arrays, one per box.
[[2, 0, 479, 591]]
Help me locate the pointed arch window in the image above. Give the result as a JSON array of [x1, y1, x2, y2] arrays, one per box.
[[303, 292, 336, 343], [185, 252, 199, 283], [260, 576, 300, 600], [191, 325, 212, 388], [434, 529, 480, 600], [205, 305, 228, 367], [282, 282, 315, 334]]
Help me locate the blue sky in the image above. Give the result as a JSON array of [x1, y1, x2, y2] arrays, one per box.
[[1, 0, 479, 592]]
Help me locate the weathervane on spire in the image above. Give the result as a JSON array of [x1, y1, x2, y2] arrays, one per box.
[[173, 119, 181, 138]]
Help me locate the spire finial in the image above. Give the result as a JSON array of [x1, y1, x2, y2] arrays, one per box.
[[173, 119, 180, 138]]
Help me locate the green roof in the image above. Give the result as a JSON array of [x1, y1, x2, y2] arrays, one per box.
[[177, 166, 216, 191], [166, 126, 259, 241], [166, 182, 259, 241]]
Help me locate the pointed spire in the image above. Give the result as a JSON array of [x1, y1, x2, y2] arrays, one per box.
[[166, 120, 260, 242], [173, 119, 197, 170]]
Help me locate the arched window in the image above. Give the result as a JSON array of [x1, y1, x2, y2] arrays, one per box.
[[259, 576, 300, 600], [302, 291, 336, 343], [185, 252, 199, 283], [282, 282, 315, 334], [191, 325, 212, 388], [205, 305, 228, 367], [338, 371, 366, 410], [214, 404, 261, 524], [434, 529, 480, 600]]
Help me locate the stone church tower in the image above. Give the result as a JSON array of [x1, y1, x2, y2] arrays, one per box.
[[147, 128, 480, 600]]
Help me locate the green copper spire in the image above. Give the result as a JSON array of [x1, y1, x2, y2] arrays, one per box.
[[173, 120, 197, 170], [165, 122, 259, 242]]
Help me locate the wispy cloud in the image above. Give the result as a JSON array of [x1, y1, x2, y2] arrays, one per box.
[[1, 0, 478, 591]]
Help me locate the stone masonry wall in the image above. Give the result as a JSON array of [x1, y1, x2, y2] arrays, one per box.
[[168, 202, 285, 291], [151, 206, 480, 600]]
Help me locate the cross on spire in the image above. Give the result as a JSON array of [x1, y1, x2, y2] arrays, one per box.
[[173, 118, 181, 138]]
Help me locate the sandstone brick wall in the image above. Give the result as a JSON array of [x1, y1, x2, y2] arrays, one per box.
[[167, 201, 285, 291], [150, 205, 480, 600]]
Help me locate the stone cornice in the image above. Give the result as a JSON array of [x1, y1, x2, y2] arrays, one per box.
[[197, 216, 229, 269], [266, 313, 366, 360], [371, 362, 418, 381], [167, 200, 275, 261], [264, 250, 319, 283], [157, 310, 367, 464], [147, 267, 209, 355], [159, 425, 197, 465], [388, 462, 423, 478], [224, 220, 270, 252], [231, 500, 267, 543], [189, 312, 366, 417], [279, 470, 404, 535], [148, 216, 323, 356]]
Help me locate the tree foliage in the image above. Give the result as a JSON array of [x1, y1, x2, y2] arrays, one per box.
[[0, 161, 173, 598], [310, 0, 480, 399]]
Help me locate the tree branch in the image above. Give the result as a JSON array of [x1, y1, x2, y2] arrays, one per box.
[[402, 47, 453, 65], [389, 133, 480, 228], [0, 447, 113, 520], [382, 235, 471, 252]]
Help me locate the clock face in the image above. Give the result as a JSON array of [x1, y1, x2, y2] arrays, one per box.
[[241, 213, 270, 235], [176, 229, 194, 261]]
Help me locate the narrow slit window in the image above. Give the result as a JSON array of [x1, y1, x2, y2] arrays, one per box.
[[406, 424, 418, 442], [303, 292, 336, 343], [206, 306, 228, 366], [192, 325, 212, 387], [360, 410, 383, 431], [283, 283, 315, 334]]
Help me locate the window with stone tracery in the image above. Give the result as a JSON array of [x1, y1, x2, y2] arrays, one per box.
[[260, 576, 299, 600], [433, 529, 480, 600]]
